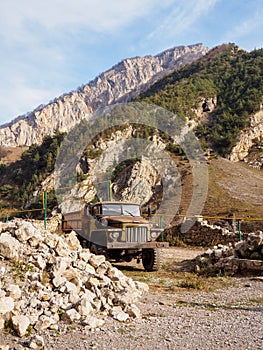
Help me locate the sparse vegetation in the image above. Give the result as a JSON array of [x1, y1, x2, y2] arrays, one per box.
[[0, 131, 65, 211], [137, 44, 263, 156]]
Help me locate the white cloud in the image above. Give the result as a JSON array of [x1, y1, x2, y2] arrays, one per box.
[[222, 9, 263, 48], [147, 0, 218, 43], [0, 0, 167, 42]]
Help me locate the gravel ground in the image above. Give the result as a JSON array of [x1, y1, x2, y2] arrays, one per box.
[[44, 277, 263, 350], [1, 248, 263, 350]]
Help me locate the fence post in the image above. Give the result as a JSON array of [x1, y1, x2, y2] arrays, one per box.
[[160, 215, 164, 241], [5, 213, 8, 223], [238, 220, 242, 240], [43, 192, 47, 230], [106, 181, 112, 201]]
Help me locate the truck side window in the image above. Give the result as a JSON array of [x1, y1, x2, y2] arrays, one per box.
[[92, 206, 98, 216]]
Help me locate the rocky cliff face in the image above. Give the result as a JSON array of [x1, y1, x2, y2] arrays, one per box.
[[230, 108, 263, 169], [0, 44, 208, 147]]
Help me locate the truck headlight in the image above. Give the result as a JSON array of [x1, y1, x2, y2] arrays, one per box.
[[150, 231, 159, 238], [108, 231, 120, 242], [112, 231, 120, 239], [100, 218, 108, 227]]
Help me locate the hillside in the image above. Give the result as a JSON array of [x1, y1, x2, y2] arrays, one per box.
[[137, 44, 263, 159], [0, 43, 262, 232]]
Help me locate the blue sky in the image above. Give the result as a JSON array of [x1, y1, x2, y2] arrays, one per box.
[[0, 0, 262, 125]]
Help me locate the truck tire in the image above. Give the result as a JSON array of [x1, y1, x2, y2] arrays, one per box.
[[142, 248, 162, 271], [90, 243, 106, 256], [90, 243, 99, 255]]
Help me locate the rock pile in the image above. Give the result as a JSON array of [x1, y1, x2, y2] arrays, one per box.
[[170, 217, 239, 246], [0, 220, 148, 339], [195, 231, 263, 274]]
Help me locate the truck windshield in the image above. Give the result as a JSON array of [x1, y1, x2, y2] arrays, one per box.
[[102, 204, 140, 216]]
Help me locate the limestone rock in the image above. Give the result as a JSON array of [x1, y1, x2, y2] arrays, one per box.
[[0, 318, 5, 330], [77, 296, 93, 316], [0, 232, 21, 260], [230, 110, 263, 163], [14, 221, 43, 246], [195, 231, 263, 274], [62, 309, 81, 323], [125, 304, 141, 318], [83, 316, 105, 330], [5, 285, 21, 300], [0, 220, 148, 339], [28, 335, 45, 349], [0, 297, 15, 315], [89, 254, 106, 268], [111, 306, 129, 322], [11, 315, 30, 337]]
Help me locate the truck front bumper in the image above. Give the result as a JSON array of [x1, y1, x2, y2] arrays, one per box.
[[106, 241, 169, 249]]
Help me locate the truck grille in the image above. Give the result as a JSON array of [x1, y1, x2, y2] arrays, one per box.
[[126, 226, 148, 243]]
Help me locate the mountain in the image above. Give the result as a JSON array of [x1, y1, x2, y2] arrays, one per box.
[[0, 43, 262, 233], [0, 44, 208, 147]]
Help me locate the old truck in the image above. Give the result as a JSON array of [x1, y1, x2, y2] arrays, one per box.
[[62, 201, 168, 271]]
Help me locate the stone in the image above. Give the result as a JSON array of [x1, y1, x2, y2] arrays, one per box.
[[0, 232, 21, 260], [78, 250, 91, 262], [34, 315, 57, 331], [0, 297, 14, 315], [83, 316, 105, 330], [78, 297, 93, 316], [111, 306, 129, 322], [65, 231, 81, 250], [34, 255, 46, 270], [28, 335, 45, 349], [5, 284, 21, 299], [52, 257, 71, 277], [44, 234, 59, 249], [55, 238, 71, 257], [52, 275, 67, 288], [0, 317, 5, 330], [62, 309, 81, 323], [125, 304, 141, 318], [14, 221, 43, 247], [11, 315, 30, 337], [89, 254, 106, 268], [0, 344, 9, 350], [114, 289, 141, 307], [0, 220, 148, 339], [134, 281, 149, 293], [87, 276, 100, 288]]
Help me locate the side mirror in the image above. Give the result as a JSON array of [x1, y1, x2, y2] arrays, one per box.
[[92, 207, 98, 216], [147, 206, 151, 217]]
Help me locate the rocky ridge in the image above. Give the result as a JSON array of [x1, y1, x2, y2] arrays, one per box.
[[0, 220, 148, 341], [230, 108, 263, 168], [0, 44, 208, 147]]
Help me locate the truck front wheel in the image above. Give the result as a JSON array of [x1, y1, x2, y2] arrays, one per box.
[[90, 243, 99, 255], [142, 248, 162, 271]]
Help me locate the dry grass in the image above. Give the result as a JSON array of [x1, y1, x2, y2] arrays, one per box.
[[122, 262, 232, 295], [0, 146, 28, 165]]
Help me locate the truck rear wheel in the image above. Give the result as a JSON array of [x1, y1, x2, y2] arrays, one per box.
[[142, 248, 162, 271]]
